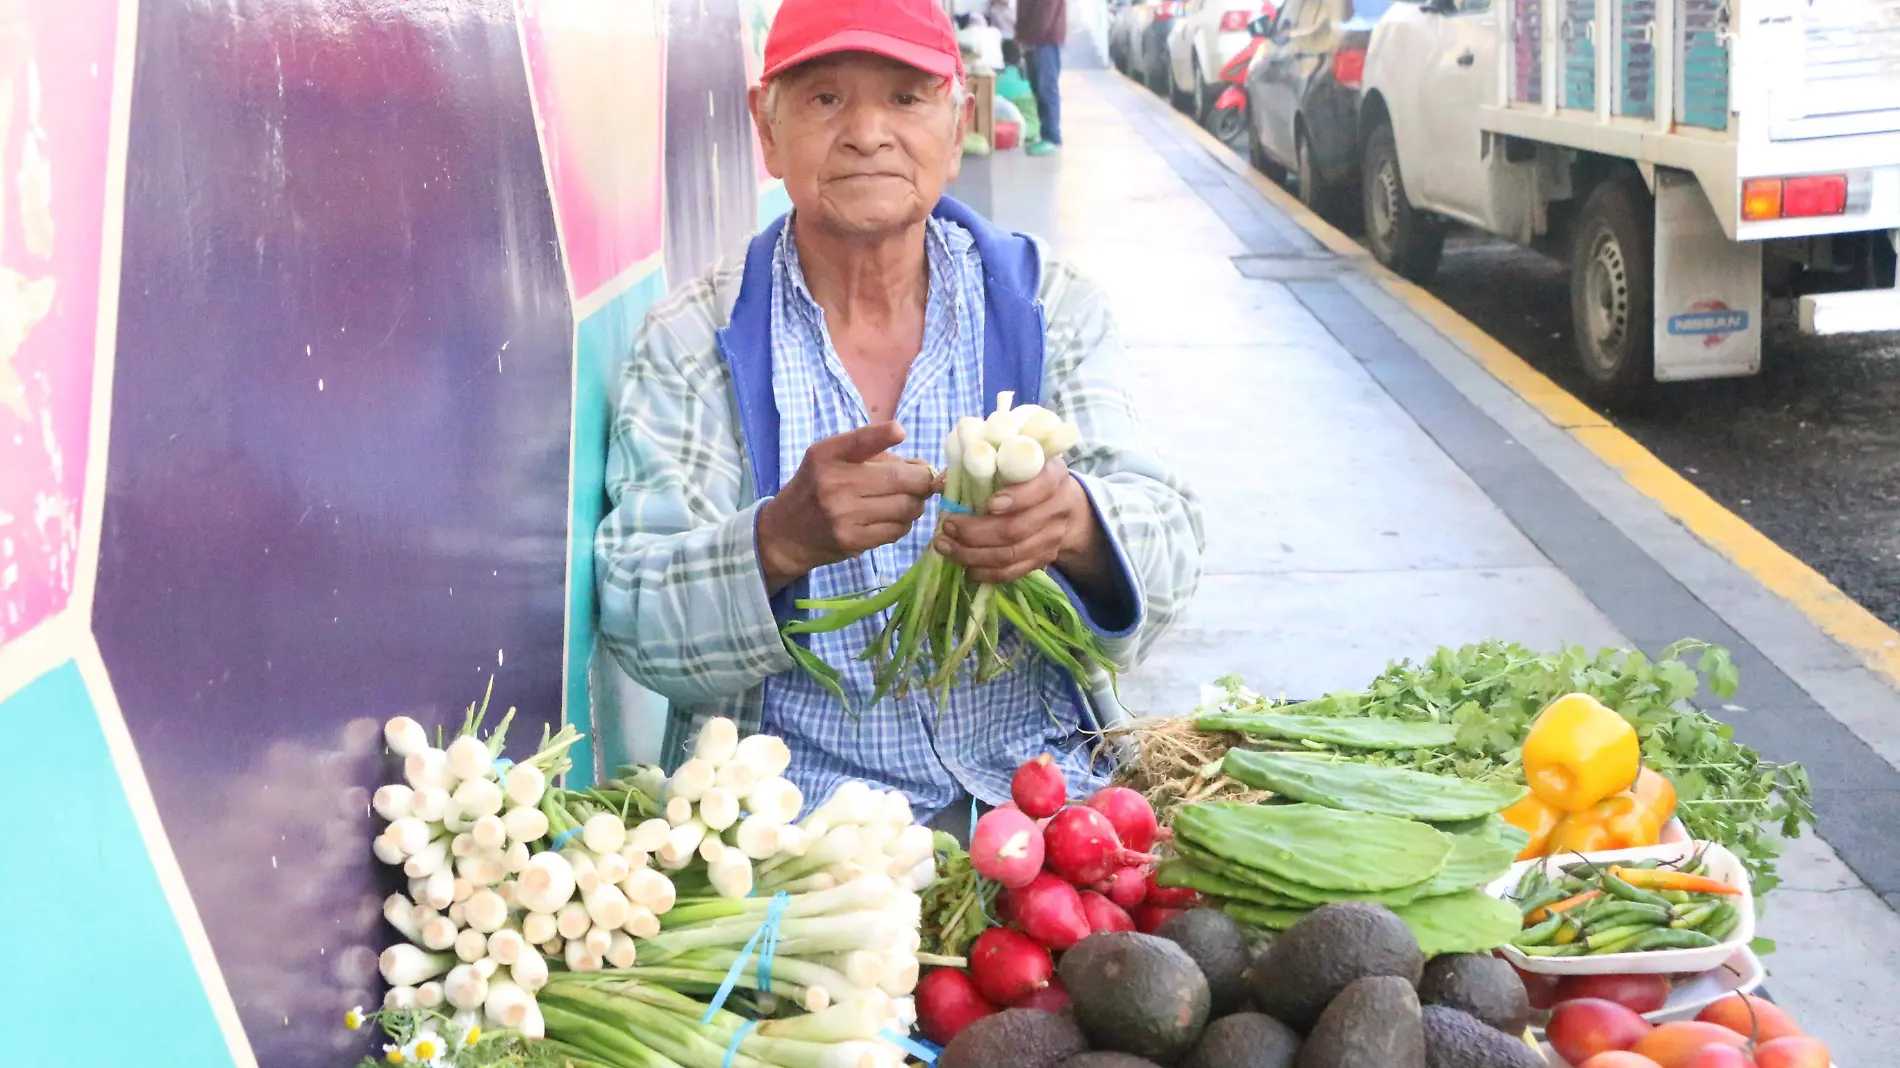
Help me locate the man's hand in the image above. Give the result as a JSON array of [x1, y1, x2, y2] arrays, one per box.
[[758, 422, 936, 594], [935, 458, 1113, 591]]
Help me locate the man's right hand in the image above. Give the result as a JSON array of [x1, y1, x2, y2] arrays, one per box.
[[757, 421, 936, 594]]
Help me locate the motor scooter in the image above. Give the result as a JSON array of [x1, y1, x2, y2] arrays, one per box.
[[1207, 20, 1269, 144]]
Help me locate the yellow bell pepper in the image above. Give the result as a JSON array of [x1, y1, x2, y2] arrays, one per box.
[[1522, 693, 1640, 812], [1543, 794, 1661, 855], [1501, 793, 1565, 861], [1624, 766, 1677, 827]]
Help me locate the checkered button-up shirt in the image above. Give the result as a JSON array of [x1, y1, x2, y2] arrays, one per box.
[[595, 217, 1204, 822]]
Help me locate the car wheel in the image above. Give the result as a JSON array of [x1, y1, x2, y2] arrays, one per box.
[[1570, 176, 1657, 404], [1247, 106, 1288, 183], [1208, 98, 1245, 143], [1194, 67, 1212, 122], [1171, 62, 1195, 111], [1361, 119, 1444, 283], [1296, 128, 1349, 223]]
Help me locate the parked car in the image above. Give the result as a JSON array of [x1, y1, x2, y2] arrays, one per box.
[[1164, 0, 1276, 120], [1241, 0, 1391, 221], [1110, 0, 1189, 92]]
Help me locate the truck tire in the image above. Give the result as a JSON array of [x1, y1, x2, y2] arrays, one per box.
[[1569, 177, 1656, 403], [1362, 119, 1443, 283]]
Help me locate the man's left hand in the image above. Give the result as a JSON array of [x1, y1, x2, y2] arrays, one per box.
[[934, 459, 1109, 587]]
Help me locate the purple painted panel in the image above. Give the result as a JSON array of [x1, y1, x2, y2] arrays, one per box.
[[93, 1, 572, 1062]]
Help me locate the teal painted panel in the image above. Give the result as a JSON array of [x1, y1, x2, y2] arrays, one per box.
[[0, 661, 238, 1068], [1617, 0, 1655, 116], [565, 268, 670, 784], [759, 181, 792, 228], [1563, 0, 1596, 110]]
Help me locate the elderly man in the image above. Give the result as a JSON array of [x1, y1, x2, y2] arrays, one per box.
[[595, 0, 1202, 830]]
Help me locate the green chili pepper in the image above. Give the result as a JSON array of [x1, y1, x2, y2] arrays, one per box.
[[1513, 912, 1569, 947], [1602, 871, 1673, 909], [1702, 903, 1741, 942], [1516, 943, 1588, 957], [1670, 903, 1720, 930], [1618, 928, 1722, 952], [1517, 883, 1571, 917], [1581, 903, 1671, 933]]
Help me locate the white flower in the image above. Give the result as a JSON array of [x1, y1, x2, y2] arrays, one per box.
[[404, 1030, 448, 1066], [344, 1006, 366, 1031], [457, 1021, 482, 1049]]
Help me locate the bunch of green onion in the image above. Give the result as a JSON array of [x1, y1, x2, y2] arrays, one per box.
[[783, 391, 1119, 708]]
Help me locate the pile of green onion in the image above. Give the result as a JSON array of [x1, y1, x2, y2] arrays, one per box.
[[783, 392, 1119, 708]]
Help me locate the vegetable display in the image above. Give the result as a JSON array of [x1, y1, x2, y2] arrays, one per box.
[[779, 391, 1116, 707], [1117, 640, 1813, 895], [1508, 855, 1742, 958], [350, 700, 933, 1068]]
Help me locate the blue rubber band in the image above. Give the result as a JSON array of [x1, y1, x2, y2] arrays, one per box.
[[882, 1029, 940, 1063], [700, 891, 792, 1023], [722, 1020, 758, 1068], [492, 757, 514, 772], [939, 500, 972, 514], [549, 826, 582, 851]]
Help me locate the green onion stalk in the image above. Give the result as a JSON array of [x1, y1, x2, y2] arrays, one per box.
[[540, 975, 907, 1068], [782, 393, 1120, 709]]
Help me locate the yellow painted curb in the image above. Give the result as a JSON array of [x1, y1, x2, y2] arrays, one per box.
[[1128, 72, 1900, 688]]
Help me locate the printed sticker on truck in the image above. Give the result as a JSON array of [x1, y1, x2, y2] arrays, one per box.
[[1667, 300, 1751, 348]]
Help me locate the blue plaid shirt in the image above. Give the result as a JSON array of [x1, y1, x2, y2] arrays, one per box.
[[764, 217, 1104, 821]]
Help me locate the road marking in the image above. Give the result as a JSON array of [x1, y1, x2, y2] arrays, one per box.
[[1138, 73, 1900, 687]]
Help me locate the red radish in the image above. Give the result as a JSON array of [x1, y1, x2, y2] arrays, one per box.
[[1144, 870, 1201, 909], [994, 887, 1015, 926], [1131, 903, 1187, 934], [1080, 890, 1136, 933], [1015, 978, 1071, 1013], [1086, 786, 1161, 853], [968, 928, 1054, 1006], [1011, 755, 1068, 819], [1043, 806, 1157, 886], [1011, 872, 1092, 951], [969, 808, 1045, 889], [1104, 866, 1149, 910], [914, 968, 998, 1046]]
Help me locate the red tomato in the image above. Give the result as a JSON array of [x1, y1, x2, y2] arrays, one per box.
[[1548, 999, 1655, 1066], [1556, 974, 1672, 1014], [1631, 1022, 1752, 1068], [1513, 962, 1564, 1010], [1754, 1037, 1831, 1068], [1695, 994, 1803, 1044]]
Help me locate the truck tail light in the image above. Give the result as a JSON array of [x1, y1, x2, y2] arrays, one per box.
[[1221, 10, 1251, 30], [1156, 1, 1187, 17], [1742, 175, 1849, 221], [1333, 47, 1367, 87]]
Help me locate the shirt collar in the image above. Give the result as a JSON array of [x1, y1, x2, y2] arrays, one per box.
[[774, 212, 970, 321]]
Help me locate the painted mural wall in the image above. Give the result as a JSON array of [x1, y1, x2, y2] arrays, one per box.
[[0, 0, 786, 1064]]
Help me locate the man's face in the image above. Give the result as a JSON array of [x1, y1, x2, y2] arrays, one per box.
[[751, 53, 971, 241]]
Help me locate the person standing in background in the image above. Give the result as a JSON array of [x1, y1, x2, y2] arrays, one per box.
[[1017, 0, 1064, 156], [990, 0, 1020, 68]]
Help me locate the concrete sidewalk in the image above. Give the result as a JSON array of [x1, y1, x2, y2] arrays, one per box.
[[952, 70, 1900, 1061]]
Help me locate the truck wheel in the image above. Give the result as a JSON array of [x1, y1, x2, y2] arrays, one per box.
[[1570, 177, 1656, 403], [1362, 120, 1443, 283]]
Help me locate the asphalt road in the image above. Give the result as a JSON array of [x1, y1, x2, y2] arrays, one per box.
[[1424, 233, 1900, 631]]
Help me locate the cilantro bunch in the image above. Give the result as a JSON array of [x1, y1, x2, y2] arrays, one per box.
[[1207, 639, 1814, 895]]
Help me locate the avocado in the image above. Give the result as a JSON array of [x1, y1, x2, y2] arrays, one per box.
[[1295, 976, 1425, 1068], [1181, 1012, 1302, 1068], [1417, 954, 1530, 1036], [1420, 1005, 1544, 1068], [1062, 1055, 1167, 1068], [1059, 931, 1212, 1062], [939, 1007, 1088, 1068], [1250, 902, 1425, 1033], [1156, 907, 1253, 1017]]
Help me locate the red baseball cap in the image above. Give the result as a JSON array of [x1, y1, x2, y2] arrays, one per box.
[[762, 0, 965, 86]]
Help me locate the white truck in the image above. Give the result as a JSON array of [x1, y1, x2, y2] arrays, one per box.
[[1359, 0, 1900, 400]]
